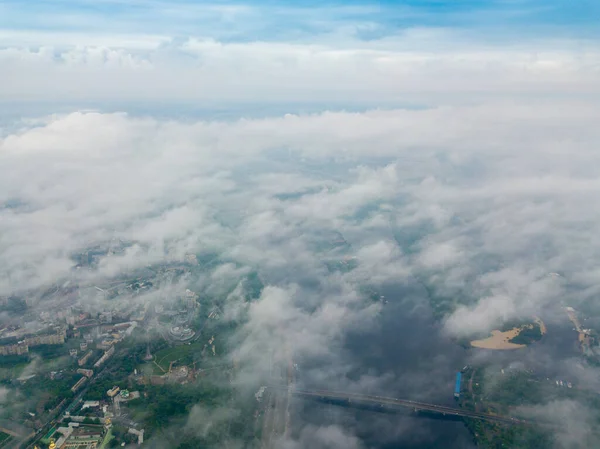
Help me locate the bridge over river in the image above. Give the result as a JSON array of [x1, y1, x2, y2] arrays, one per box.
[[268, 386, 526, 426]]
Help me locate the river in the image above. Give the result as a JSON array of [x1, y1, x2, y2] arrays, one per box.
[[293, 280, 477, 448]]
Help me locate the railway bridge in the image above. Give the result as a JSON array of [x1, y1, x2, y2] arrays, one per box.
[[267, 386, 526, 426]]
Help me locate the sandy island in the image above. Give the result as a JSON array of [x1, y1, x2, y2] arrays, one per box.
[[470, 329, 526, 350], [534, 316, 547, 335], [470, 318, 546, 350]]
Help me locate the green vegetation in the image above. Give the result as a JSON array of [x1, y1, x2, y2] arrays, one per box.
[[126, 383, 259, 448], [459, 366, 600, 448], [463, 418, 553, 449], [134, 383, 223, 430], [0, 297, 27, 315], [0, 357, 28, 370], [41, 427, 56, 443], [85, 341, 156, 400], [485, 371, 544, 407], [0, 344, 71, 375], [154, 343, 205, 372], [460, 368, 554, 448], [29, 344, 67, 359], [499, 318, 530, 332], [0, 431, 12, 448], [99, 428, 113, 449], [243, 271, 264, 301], [17, 372, 79, 411], [106, 425, 137, 447], [509, 323, 543, 345]]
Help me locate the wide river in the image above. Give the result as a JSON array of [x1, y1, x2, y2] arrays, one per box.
[[294, 280, 477, 449]]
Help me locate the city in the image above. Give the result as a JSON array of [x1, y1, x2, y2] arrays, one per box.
[[0, 241, 253, 449]]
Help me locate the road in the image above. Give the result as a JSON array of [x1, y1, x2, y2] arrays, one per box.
[[271, 387, 525, 426], [21, 352, 120, 449]]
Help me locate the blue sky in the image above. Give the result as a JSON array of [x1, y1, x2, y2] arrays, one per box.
[[0, 0, 598, 108], [1, 0, 598, 44]]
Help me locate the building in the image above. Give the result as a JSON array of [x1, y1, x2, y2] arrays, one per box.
[[77, 368, 94, 378], [23, 327, 66, 346], [107, 386, 120, 398], [185, 289, 197, 299], [128, 428, 144, 445], [454, 372, 462, 399], [81, 401, 100, 410], [59, 426, 105, 448], [0, 343, 28, 356], [78, 350, 93, 367], [80, 342, 88, 351], [169, 326, 195, 341], [185, 290, 199, 310], [71, 376, 87, 393], [96, 340, 113, 351], [69, 349, 78, 357], [93, 345, 114, 368]]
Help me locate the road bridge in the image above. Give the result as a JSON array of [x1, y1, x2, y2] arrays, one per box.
[[268, 386, 525, 426]]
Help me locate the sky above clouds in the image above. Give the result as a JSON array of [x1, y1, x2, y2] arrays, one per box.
[[2, 1, 600, 447], [1, 0, 599, 107]]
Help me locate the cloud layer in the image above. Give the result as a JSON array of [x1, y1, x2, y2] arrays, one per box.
[[1, 96, 599, 448], [2, 99, 600, 327]]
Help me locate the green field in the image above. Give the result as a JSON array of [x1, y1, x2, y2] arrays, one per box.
[[0, 363, 27, 381], [40, 427, 57, 445], [153, 342, 204, 372], [0, 432, 13, 448], [99, 428, 113, 449]]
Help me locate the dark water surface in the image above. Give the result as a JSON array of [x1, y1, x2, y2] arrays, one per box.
[[291, 281, 584, 448], [294, 281, 477, 448]]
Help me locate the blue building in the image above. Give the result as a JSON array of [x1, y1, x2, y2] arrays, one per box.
[[454, 372, 462, 398]]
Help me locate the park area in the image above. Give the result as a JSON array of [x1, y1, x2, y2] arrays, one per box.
[[0, 431, 13, 448], [152, 342, 205, 374]]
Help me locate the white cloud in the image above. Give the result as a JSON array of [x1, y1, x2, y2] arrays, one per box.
[[0, 32, 598, 104], [2, 4, 600, 447], [1, 99, 600, 377]]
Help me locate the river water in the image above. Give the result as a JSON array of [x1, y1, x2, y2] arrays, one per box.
[[294, 280, 477, 448], [290, 276, 587, 448]]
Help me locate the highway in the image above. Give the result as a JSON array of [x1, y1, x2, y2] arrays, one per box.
[[269, 386, 525, 426]]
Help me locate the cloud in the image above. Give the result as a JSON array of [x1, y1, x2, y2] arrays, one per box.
[[1, 100, 599, 311], [1, 96, 600, 446], [518, 400, 600, 448], [2, 3, 600, 448], [0, 31, 598, 104]]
